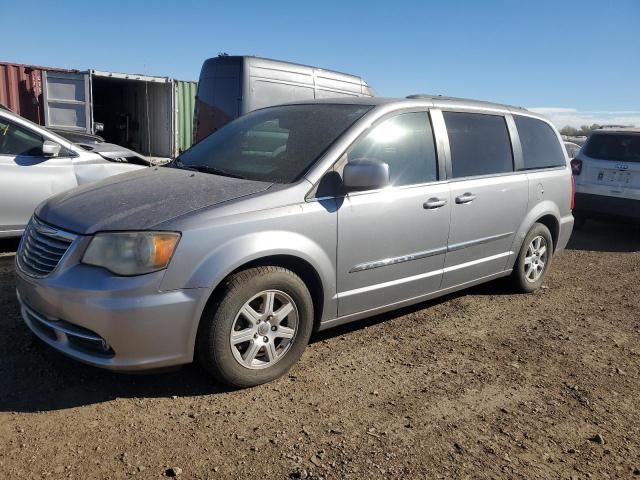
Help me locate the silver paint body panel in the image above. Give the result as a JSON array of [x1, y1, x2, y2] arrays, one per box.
[[0, 108, 143, 237]]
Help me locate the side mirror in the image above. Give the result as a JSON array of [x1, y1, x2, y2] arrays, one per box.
[[42, 140, 61, 157], [343, 159, 390, 190]]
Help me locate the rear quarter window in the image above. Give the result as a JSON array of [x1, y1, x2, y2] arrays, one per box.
[[515, 115, 566, 169]]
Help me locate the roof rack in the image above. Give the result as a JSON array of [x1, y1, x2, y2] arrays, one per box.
[[405, 94, 527, 111]]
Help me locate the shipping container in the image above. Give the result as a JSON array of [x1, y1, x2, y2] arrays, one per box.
[[0, 62, 81, 126], [174, 80, 197, 154], [3, 61, 196, 160], [41, 69, 175, 159], [90, 70, 174, 159]]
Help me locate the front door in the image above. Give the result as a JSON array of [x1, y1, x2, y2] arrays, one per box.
[[337, 111, 451, 317], [441, 111, 528, 288], [0, 117, 76, 233]]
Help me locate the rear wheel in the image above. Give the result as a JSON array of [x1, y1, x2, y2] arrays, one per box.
[[511, 223, 553, 293], [197, 266, 314, 388]]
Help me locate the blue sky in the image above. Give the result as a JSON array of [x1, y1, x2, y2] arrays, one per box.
[[4, 0, 639, 127]]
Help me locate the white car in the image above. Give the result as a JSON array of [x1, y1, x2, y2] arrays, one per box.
[[571, 128, 640, 228], [564, 141, 582, 159], [0, 106, 146, 237]]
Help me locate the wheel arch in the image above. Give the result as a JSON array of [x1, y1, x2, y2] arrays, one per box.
[[535, 214, 560, 252], [507, 201, 562, 268], [184, 230, 336, 357], [215, 254, 325, 330]]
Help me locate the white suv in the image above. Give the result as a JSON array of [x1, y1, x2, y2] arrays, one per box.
[[571, 128, 640, 227]]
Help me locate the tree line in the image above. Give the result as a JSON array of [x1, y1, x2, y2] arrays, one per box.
[[559, 124, 602, 136], [560, 124, 635, 137]]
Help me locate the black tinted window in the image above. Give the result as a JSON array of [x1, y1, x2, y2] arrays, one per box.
[[515, 115, 566, 169], [178, 104, 372, 183], [584, 133, 640, 163], [444, 112, 513, 178], [198, 60, 241, 119], [0, 119, 44, 156], [348, 112, 438, 186]]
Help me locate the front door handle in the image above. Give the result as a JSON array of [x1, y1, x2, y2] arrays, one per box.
[[423, 198, 448, 209], [455, 192, 477, 204]]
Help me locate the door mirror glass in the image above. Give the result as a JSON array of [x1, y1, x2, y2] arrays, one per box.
[[343, 160, 390, 190], [42, 140, 61, 157]]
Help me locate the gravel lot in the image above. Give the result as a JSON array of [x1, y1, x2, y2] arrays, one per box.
[[1, 221, 639, 479]]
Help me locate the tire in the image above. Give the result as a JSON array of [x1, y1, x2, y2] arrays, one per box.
[[573, 214, 587, 230], [196, 266, 314, 388], [511, 223, 554, 293]]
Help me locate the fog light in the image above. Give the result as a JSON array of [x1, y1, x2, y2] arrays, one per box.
[[100, 339, 111, 352]]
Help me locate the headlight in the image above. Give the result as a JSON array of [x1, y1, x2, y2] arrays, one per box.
[[82, 232, 180, 276]]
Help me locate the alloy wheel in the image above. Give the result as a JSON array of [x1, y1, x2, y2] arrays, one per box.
[[229, 290, 298, 369], [524, 235, 548, 283]]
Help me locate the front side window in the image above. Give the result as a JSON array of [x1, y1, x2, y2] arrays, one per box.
[[347, 112, 438, 186], [515, 115, 566, 169], [178, 104, 372, 183], [0, 119, 44, 156], [444, 112, 514, 178]]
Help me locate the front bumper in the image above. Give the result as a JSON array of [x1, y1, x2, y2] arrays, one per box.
[[15, 266, 209, 371], [574, 192, 640, 221]]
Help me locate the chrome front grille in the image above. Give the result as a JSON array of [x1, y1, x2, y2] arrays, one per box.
[[18, 218, 76, 277]]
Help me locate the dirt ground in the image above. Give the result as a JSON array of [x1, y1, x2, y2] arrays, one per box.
[[1, 220, 639, 479]]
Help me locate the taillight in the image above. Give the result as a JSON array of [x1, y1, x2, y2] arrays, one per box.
[[570, 158, 583, 175], [571, 175, 575, 210]]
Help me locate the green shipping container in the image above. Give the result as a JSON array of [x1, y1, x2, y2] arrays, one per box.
[[175, 80, 197, 154]]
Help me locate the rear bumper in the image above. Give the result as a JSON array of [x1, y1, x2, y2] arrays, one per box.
[[574, 192, 640, 220], [556, 214, 574, 252]]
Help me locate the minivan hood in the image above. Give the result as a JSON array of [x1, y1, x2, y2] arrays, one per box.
[[36, 167, 273, 235]]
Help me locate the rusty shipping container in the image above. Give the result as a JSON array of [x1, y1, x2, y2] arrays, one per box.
[[0, 62, 82, 125], [0, 62, 45, 124]]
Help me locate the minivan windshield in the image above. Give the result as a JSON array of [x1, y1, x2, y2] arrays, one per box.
[[584, 133, 640, 163], [175, 104, 372, 183]]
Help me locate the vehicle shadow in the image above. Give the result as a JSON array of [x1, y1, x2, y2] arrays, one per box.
[[567, 219, 640, 253], [0, 242, 518, 413], [0, 238, 20, 254]]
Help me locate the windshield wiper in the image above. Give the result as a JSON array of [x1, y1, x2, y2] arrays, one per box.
[[188, 165, 247, 179], [170, 158, 247, 179]]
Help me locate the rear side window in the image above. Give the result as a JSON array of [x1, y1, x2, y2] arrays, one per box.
[[584, 133, 640, 163], [443, 112, 513, 178], [348, 112, 438, 186], [515, 115, 566, 169]]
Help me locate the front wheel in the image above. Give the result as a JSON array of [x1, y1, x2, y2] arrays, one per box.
[[196, 266, 314, 388], [511, 223, 553, 293]]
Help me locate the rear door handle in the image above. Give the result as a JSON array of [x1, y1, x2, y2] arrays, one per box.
[[455, 192, 477, 204], [423, 198, 448, 209]]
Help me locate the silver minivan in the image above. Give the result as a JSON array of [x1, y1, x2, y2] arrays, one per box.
[[15, 96, 574, 387]]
